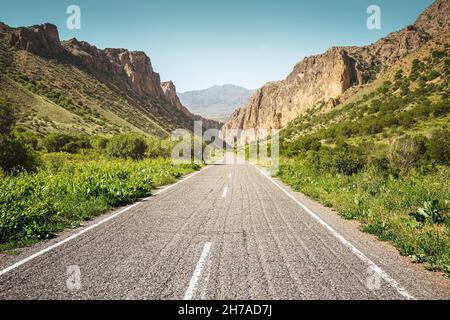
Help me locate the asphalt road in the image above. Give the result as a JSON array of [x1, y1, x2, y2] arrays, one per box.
[[0, 160, 448, 300]]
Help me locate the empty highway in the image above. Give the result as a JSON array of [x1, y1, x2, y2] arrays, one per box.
[[0, 161, 448, 300]]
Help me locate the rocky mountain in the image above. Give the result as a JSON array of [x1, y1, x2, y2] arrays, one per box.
[[221, 0, 449, 142], [178, 84, 254, 121], [0, 22, 218, 137], [161, 81, 222, 129]]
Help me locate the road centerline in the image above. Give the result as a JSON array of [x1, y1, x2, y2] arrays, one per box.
[[222, 186, 228, 198], [183, 242, 212, 300]]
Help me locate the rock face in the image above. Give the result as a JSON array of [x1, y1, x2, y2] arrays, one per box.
[[161, 81, 191, 116], [161, 81, 223, 130], [1, 22, 225, 132], [221, 0, 449, 142], [64, 39, 165, 98], [3, 23, 165, 100], [6, 23, 65, 58], [222, 47, 364, 136]]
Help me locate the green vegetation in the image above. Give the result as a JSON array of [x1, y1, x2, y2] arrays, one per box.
[[278, 43, 450, 275], [0, 102, 200, 251], [0, 100, 39, 173], [0, 155, 198, 250]]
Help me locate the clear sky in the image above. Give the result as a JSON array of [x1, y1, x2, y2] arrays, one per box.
[[0, 0, 434, 92]]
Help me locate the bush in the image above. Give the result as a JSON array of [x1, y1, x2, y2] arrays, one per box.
[[0, 135, 39, 173], [321, 149, 365, 176], [0, 103, 15, 134], [387, 137, 420, 170], [43, 133, 91, 153], [0, 101, 39, 173], [427, 130, 450, 166], [106, 134, 147, 160], [43, 133, 73, 153]]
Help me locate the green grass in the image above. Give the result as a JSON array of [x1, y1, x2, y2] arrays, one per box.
[[277, 157, 449, 275], [0, 153, 199, 251], [276, 40, 450, 276]]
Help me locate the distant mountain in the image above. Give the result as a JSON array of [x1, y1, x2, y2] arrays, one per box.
[[178, 84, 254, 121]]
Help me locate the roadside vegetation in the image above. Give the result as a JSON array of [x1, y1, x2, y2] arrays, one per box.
[[277, 44, 450, 275], [0, 100, 200, 252]]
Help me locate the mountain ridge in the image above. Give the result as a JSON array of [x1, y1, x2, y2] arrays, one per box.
[[178, 84, 254, 121], [0, 22, 220, 137]]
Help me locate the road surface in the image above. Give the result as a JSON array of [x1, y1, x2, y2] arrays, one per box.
[[0, 160, 448, 300]]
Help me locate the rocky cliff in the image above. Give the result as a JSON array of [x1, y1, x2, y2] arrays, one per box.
[[161, 81, 223, 130], [221, 0, 449, 142], [0, 21, 222, 134]]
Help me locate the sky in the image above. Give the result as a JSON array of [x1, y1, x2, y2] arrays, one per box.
[[0, 0, 434, 92]]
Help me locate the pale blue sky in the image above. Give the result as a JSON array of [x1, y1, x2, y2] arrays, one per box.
[[0, 0, 434, 91]]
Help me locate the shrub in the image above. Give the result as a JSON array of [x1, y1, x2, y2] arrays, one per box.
[[427, 130, 450, 166], [106, 133, 147, 160], [43, 133, 91, 153], [387, 137, 420, 170], [43, 133, 74, 153], [0, 101, 39, 173], [0, 135, 38, 173], [0, 102, 15, 134]]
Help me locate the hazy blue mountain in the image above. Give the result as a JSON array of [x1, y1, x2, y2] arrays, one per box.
[[178, 84, 254, 121]]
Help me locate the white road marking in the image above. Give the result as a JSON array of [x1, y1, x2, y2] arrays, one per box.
[[0, 166, 210, 278], [253, 164, 416, 300], [184, 242, 212, 300], [222, 186, 228, 198]]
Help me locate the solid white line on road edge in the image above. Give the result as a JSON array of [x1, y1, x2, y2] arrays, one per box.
[[0, 166, 211, 278], [184, 242, 212, 300], [222, 186, 228, 198], [253, 165, 416, 300]]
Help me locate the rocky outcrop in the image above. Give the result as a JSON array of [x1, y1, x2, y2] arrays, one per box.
[[222, 47, 363, 136], [161, 81, 223, 130], [161, 81, 191, 116], [6, 23, 65, 58], [221, 0, 449, 142], [64, 39, 164, 98], [2, 23, 165, 99]]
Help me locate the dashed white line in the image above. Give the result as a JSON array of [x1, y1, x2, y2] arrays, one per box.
[[222, 186, 228, 198], [0, 166, 210, 278], [184, 242, 212, 300], [253, 164, 416, 300]]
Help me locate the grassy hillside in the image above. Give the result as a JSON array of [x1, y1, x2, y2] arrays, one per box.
[[0, 33, 193, 138], [277, 34, 449, 275]]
